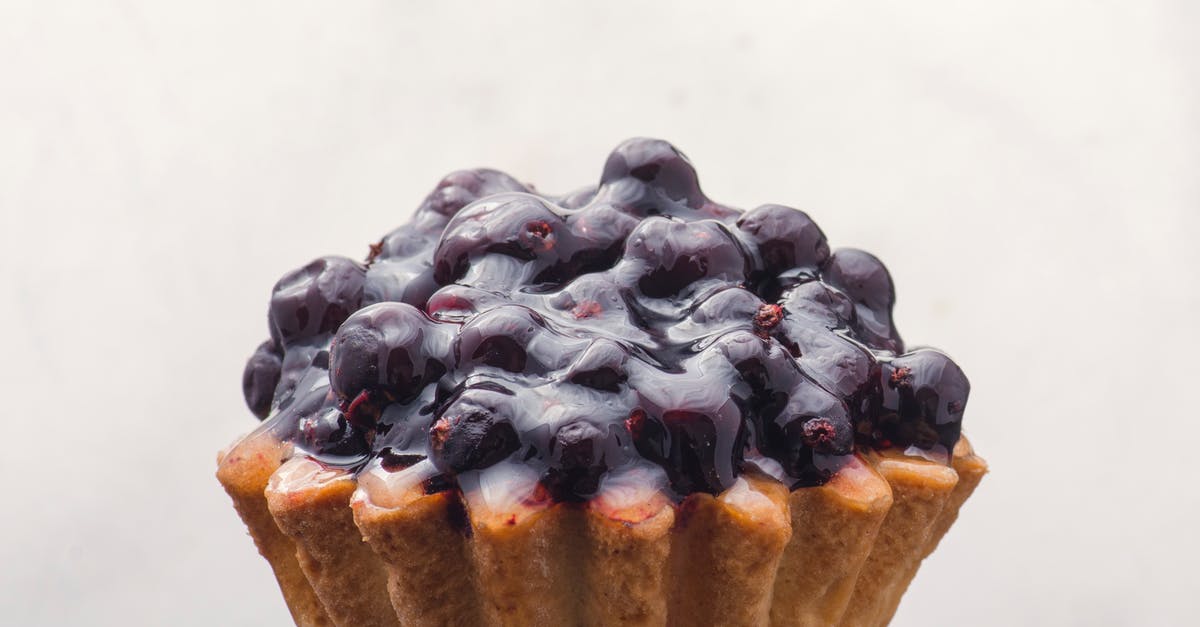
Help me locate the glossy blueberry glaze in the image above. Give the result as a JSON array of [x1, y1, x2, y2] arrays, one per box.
[[240, 138, 970, 501]]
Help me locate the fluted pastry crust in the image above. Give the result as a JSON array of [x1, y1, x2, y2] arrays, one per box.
[[771, 455, 892, 626], [218, 432, 984, 627], [216, 432, 331, 627], [265, 459, 398, 627]]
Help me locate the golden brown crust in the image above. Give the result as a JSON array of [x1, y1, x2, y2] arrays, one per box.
[[216, 433, 332, 627], [265, 459, 398, 627], [838, 451, 960, 627], [462, 486, 585, 625], [922, 437, 988, 560], [353, 486, 482, 626], [582, 478, 674, 626], [222, 431, 985, 627], [667, 474, 792, 627], [873, 438, 988, 626], [770, 454, 893, 626]]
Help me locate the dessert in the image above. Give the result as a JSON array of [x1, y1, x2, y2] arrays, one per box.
[[218, 138, 985, 626]]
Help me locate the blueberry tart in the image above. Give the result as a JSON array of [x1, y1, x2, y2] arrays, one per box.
[[218, 138, 986, 627]]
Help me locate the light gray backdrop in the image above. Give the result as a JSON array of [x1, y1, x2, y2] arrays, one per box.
[[1, 1, 1197, 625]]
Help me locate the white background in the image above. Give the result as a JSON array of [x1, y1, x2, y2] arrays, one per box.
[[2, 1, 1198, 625]]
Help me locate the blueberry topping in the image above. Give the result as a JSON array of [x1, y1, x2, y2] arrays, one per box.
[[242, 340, 282, 419], [600, 137, 706, 211], [329, 303, 450, 427], [764, 380, 854, 484], [620, 218, 748, 298], [268, 256, 366, 347], [242, 138, 970, 500], [822, 248, 903, 352], [564, 339, 628, 392], [543, 421, 615, 501], [634, 407, 743, 495], [419, 169, 529, 219], [298, 409, 370, 461], [870, 349, 970, 451], [737, 204, 830, 274], [429, 387, 522, 473]]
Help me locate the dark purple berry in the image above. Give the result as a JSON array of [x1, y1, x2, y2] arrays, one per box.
[[661, 410, 738, 494], [763, 380, 854, 484], [564, 339, 628, 392], [418, 169, 529, 219], [822, 248, 903, 352], [297, 409, 370, 462], [560, 203, 640, 276], [688, 287, 765, 328], [453, 306, 536, 373], [542, 421, 615, 500], [429, 387, 522, 473], [269, 256, 366, 347], [710, 330, 800, 394], [791, 330, 881, 420], [362, 259, 439, 308], [600, 138, 707, 211], [621, 218, 748, 298], [242, 340, 282, 419], [630, 381, 745, 495], [433, 193, 568, 285], [737, 204, 830, 273], [454, 305, 582, 375], [777, 280, 856, 330], [871, 349, 969, 451], [329, 303, 448, 426]]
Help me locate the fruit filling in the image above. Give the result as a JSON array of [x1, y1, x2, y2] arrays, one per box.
[[241, 138, 970, 501]]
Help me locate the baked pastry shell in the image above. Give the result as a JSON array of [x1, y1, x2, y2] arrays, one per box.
[[218, 428, 985, 627]]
